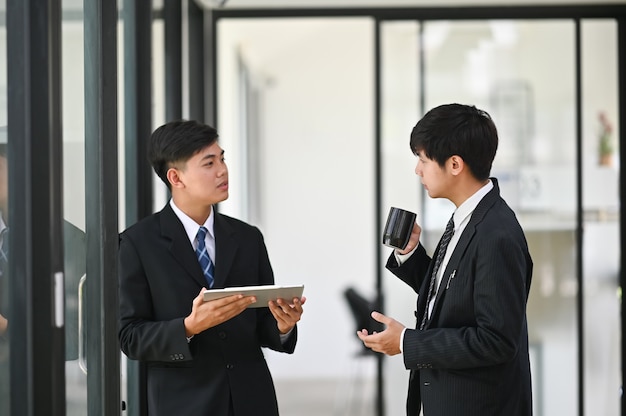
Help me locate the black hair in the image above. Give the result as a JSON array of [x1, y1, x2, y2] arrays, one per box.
[[148, 120, 219, 189], [409, 103, 498, 181], [0, 126, 6, 157]]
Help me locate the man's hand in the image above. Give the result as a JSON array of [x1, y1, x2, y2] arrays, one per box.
[[269, 296, 306, 334], [184, 288, 255, 337], [356, 311, 405, 356], [396, 222, 422, 255], [0, 313, 7, 336]]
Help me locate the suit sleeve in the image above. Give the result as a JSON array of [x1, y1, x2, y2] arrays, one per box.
[[402, 227, 530, 370], [386, 244, 431, 294], [118, 233, 191, 362]]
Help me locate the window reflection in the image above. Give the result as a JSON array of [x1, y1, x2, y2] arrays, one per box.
[[0, 1, 9, 411], [0, 125, 9, 416]]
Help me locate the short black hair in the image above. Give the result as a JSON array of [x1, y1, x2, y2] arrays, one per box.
[[0, 126, 6, 157], [148, 120, 219, 189], [409, 103, 498, 181]]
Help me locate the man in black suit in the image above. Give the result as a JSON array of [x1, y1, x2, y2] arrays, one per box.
[[119, 120, 305, 416], [358, 104, 533, 415], [0, 126, 86, 415]]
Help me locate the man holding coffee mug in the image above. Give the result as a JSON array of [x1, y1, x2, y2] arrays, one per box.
[[357, 103, 533, 416]]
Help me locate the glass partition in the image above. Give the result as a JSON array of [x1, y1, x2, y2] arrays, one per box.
[[581, 19, 620, 416], [379, 18, 605, 416], [217, 17, 379, 414], [0, 1, 8, 414], [379, 20, 423, 416], [62, 5, 88, 415]]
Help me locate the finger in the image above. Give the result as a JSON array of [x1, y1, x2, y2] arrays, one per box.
[[273, 299, 299, 319], [370, 311, 391, 325], [210, 294, 256, 307], [276, 297, 297, 311], [289, 297, 304, 312], [228, 295, 256, 309], [217, 296, 256, 320], [191, 287, 208, 309], [268, 302, 290, 322], [270, 310, 289, 326], [195, 287, 207, 301], [276, 304, 300, 323]]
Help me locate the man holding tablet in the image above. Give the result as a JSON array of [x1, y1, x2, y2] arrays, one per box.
[[118, 120, 305, 416]]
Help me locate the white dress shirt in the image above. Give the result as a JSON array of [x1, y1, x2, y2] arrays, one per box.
[[397, 180, 493, 353], [170, 199, 216, 265], [170, 200, 293, 343]]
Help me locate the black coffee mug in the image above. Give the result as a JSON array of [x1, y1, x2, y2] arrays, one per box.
[[382, 207, 417, 250]]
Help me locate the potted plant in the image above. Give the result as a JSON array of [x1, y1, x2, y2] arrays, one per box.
[[598, 111, 614, 166]]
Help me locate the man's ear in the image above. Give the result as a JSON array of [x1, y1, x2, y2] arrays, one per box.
[[449, 155, 464, 176], [166, 167, 184, 189]]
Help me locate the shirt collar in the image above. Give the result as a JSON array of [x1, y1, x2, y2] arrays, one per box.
[[0, 214, 6, 235], [453, 179, 493, 228], [169, 199, 215, 244]]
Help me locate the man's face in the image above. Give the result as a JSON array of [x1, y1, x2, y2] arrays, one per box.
[[172, 142, 229, 206], [414, 151, 452, 200]]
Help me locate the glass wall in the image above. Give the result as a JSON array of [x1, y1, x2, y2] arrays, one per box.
[[217, 17, 379, 415], [581, 19, 620, 416], [381, 17, 620, 416], [0, 3, 622, 415], [62, 3, 88, 414], [0, 1, 8, 414]]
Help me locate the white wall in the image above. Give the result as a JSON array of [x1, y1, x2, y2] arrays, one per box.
[[218, 18, 378, 380]]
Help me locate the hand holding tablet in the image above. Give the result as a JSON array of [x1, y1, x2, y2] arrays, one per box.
[[203, 284, 304, 308]]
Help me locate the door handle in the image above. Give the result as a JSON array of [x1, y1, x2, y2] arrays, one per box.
[[78, 274, 87, 375]]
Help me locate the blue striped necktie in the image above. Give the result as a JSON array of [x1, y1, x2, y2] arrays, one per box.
[[0, 228, 8, 278], [195, 226, 214, 288]]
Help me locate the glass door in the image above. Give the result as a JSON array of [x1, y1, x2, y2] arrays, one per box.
[[0, 0, 121, 414], [62, 7, 88, 414], [0, 2, 8, 413]]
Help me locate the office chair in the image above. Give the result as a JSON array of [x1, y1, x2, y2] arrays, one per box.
[[344, 287, 384, 355], [333, 287, 384, 416]]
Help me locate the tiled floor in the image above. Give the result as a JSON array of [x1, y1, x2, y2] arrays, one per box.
[[275, 377, 376, 416], [69, 363, 378, 415]]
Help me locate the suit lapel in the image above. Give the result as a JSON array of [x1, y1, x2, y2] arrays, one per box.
[[427, 225, 474, 326], [213, 213, 238, 288], [426, 179, 502, 328], [159, 204, 208, 288]]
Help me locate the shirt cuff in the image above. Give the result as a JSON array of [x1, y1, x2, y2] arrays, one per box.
[[399, 327, 407, 353], [279, 328, 294, 344], [394, 244, 419, 266]]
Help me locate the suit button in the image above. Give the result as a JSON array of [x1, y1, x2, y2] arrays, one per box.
[[226, 364, 234, 370], [424, 382, 430, 386], [219, 331, 227, 339]]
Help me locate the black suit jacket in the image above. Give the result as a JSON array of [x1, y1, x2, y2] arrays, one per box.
[[387, 179, 533, 416], [119, 204, 296, 416]]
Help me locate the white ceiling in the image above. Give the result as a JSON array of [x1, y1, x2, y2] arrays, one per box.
[[48, 0, 626, 14], [195, 0, 626, 8]]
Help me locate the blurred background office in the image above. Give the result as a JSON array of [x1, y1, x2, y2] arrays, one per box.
[[0, 0, 623, 415]]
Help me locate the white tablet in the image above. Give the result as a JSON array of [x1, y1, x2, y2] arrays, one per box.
[[202, 284, 304, 308]]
